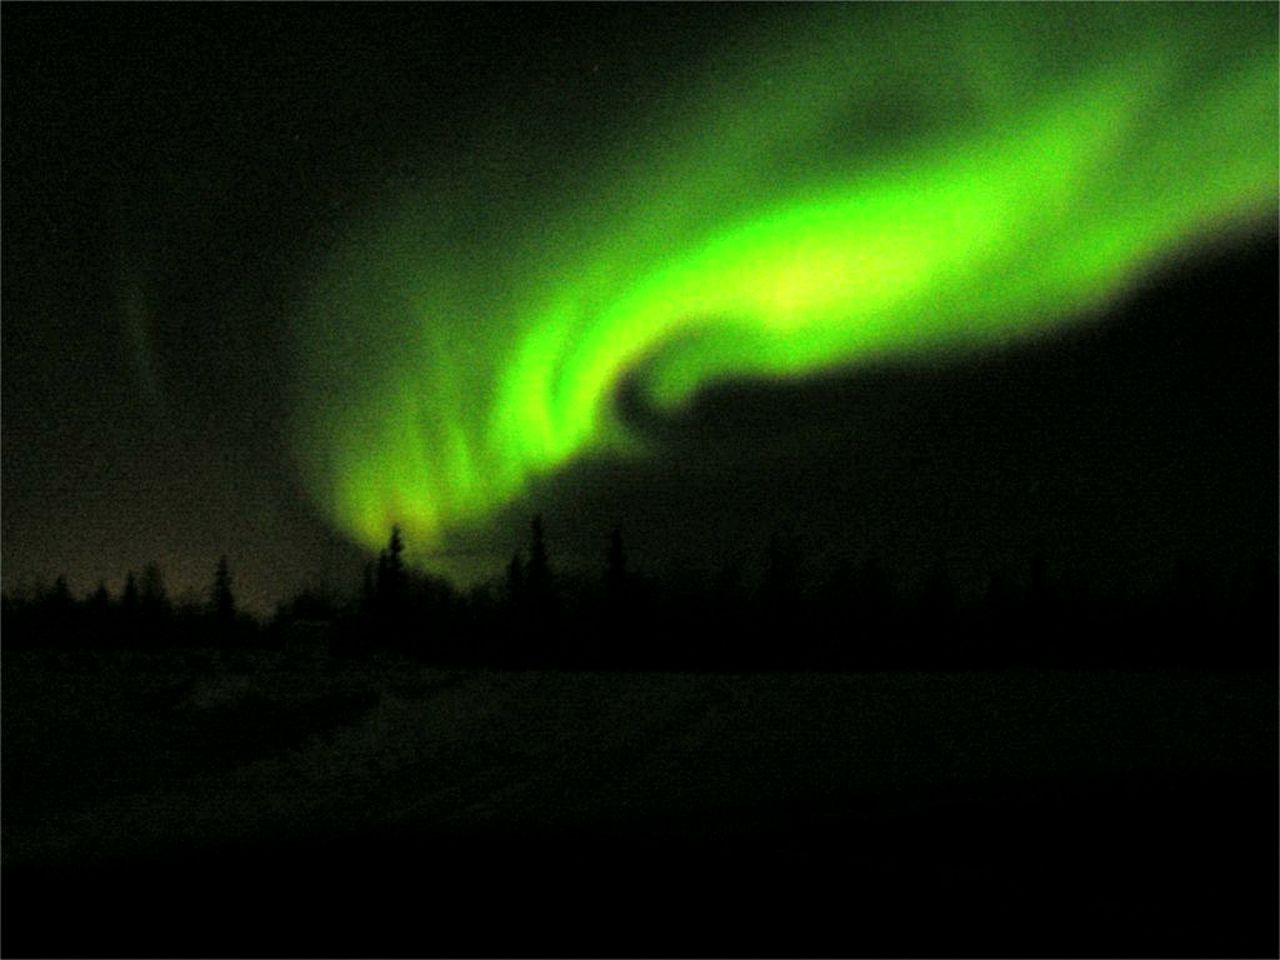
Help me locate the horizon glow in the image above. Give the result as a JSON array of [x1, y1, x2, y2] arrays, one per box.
[[289, 4, 1277, 565]]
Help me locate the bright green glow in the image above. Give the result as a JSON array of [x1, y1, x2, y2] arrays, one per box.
[[290, 4, 1277, 560]]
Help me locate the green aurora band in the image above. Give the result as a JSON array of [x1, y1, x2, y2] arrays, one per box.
[[290, 4, 1277, 563]]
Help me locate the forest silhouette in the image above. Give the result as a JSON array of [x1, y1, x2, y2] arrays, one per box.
[[4, 516, 1275, 672]]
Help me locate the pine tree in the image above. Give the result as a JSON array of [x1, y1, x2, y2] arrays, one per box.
[[527, 515, 550, 600], [141, 563, 168, 612], [382, 525, 405, 609], [517, 516, 560, 662], [505, 551, 525, 606], [381, 522, 401, 604], [48, 575, 72, 610], [360, 562, 377, 616], [371, 526, 407, 650], [212, 555, 235, 625], [122, 570, 141, 615]]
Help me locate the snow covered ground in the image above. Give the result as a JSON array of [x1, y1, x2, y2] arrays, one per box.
[[5, 649, 1272, 867], [3, 648, 1275, 955]]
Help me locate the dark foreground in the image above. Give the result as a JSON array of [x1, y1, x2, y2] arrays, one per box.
[[3, 657, 1276, 957], [6, 768, 1276, 958]]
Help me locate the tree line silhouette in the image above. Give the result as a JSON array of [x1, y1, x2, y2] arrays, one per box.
[[3, 520, 1275, 671]]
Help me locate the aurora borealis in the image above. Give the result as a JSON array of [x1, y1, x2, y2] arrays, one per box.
[[3, 2, 1277, 606], [289, 3, 1277, 563], [5, 7, 1279, 954]]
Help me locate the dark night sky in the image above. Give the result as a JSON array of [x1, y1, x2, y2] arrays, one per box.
[[3, 4, 1276, 613]]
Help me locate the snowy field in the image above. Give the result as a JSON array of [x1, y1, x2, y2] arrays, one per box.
[[3, 648, 1276, 956]]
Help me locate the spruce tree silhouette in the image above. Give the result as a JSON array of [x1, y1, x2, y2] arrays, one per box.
[[140, 563, 168, 614], [138, 563, 169, 646], [89, 581, 110, 614], [360, 562, 377, 616], [505, 551, 525, 606], [122, 569, 141, 626], [525, 515, 559, 663], [503, 550, 526, 666], [385, 526, 405, 601], [44, 575, 72, 617], [375, 525, 407, 648], [45, 575, 74, 646], [49, 574, 71, 606], [212, 555, 235, 627], [528, 516, 550, 600]]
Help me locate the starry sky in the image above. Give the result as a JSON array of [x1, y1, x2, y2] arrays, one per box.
[[3, 4, 1276, 613]]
